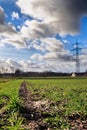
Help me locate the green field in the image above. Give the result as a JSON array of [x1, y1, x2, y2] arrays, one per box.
[[0, 77, 87, 129]]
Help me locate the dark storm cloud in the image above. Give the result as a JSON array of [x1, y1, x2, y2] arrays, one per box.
[[17, 0, 87, 36], [65, 0, 87, 14]]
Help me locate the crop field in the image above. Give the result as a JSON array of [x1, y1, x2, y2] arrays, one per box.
[[0, 77, 87, 130]]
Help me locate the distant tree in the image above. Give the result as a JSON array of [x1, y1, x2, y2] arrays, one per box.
[[15, 69, 21, 76]]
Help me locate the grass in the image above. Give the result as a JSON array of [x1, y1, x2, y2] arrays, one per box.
[[0, 77, 87, 129]]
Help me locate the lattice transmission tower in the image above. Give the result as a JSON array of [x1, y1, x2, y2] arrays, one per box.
[[72, 41, 82, 73]]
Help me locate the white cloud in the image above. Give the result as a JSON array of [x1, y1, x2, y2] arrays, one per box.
[[0, 57, 86, 73], [31, 53, 44, 61], [0, 33, 26, 49], [41, 38, 64, 52], [63, 40, 70, 44], [30, 38, 73, 62], [0, 7, 17, 35], [11, 12, 19, 20], [0, 59, 72, 73], [21, 20, 53, 40], [0, 7, 25, 48]]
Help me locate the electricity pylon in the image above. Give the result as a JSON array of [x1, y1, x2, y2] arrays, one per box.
[[72, 41, 82, 73]]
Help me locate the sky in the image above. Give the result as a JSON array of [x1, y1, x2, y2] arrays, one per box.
[[0, 0, 87, 73]]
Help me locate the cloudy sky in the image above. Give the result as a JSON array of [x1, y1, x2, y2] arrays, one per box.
[[0, 0, 87, 73]]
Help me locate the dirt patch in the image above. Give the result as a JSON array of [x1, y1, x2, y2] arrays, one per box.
[[68, 113, 87, 130], [19, 81, 53, 129], [70, 119, 87, 130]]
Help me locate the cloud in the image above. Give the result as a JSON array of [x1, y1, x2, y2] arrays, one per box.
[[40, 38, 64, 52], [0, 33, 26, 49], [7, 59, 22, 68], [0, 7, 16, 35], [30, 51, 74, 62], [30, 38, 74, 62], [16, 0, 87, 36], [0, 7, 26, 48], [0, 7, 5, 24], [0, 0, 87, 49], [0, 1, 87, 73], [0, 23, 16, 36], [26, 38, 64, 52], [0, 0, 86, 48], [0, 53, 87, 73], [21, 20, 53, 40], [11, 12, 19, 20], [0, 59, 75, 73]]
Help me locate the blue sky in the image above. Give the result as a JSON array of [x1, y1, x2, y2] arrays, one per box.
[[0, 0, 87, 73]]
